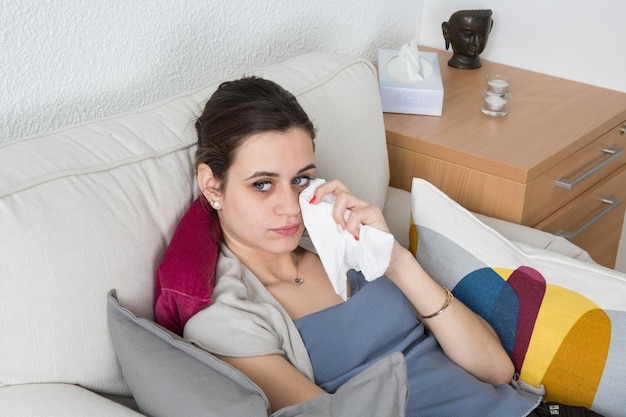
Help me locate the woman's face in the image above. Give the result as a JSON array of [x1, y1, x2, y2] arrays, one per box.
[[218, 127, 316, 256]]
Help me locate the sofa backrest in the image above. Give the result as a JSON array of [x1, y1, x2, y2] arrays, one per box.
[[0, 53, 388, 395]]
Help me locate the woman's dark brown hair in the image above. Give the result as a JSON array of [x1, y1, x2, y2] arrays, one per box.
[[194, 76, 316, 189]]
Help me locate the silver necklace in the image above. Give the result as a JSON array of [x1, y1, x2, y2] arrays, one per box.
[[294, 253, 304, 285]]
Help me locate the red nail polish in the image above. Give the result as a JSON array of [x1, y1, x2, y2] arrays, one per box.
[[309, 195, 317, 204], [354, 235, 359, 241]]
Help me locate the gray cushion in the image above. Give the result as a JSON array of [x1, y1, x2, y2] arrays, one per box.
[[107, 290, 269, 417]]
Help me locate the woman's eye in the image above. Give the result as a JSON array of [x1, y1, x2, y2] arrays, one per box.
[[293, 176, 311, 187], [253, 181, 272, 192]]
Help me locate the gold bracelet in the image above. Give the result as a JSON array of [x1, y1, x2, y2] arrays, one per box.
[[421, 288, 454, 319]]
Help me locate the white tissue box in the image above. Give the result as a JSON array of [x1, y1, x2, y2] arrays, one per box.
[[378, 49, 444, 116]]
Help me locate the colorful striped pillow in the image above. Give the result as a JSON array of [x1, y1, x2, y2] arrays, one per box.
[[410, 178, 626, 417]]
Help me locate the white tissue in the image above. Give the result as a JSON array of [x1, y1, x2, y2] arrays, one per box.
[[299, 179, 395, 300], [387, 40, 433, 83]]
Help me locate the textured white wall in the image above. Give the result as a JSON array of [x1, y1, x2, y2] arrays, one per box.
[[419, 0, 626, 93], [0, 0, 423, 143]]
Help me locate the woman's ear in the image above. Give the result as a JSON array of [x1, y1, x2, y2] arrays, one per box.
[[197, 163, 222, 204]]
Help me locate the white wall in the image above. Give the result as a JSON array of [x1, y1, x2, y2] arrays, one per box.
[[419, 0, 626, 273], [0, 0, 422, 143], [419, 0, 626, 93]]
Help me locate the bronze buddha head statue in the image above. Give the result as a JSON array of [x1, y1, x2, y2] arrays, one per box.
[[442, 9, 493, 69]]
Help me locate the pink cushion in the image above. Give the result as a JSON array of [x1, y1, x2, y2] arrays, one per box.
[[155, 196, 221, 335]]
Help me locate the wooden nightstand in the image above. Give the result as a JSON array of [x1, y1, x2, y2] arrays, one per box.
[[384, 47, 626, 268]]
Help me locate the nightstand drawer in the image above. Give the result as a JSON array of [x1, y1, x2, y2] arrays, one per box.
[[535, 164, 626, 267], [525, 121, 626, 226]]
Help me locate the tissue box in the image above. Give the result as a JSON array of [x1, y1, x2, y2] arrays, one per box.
[[378, 49, 444, 116]]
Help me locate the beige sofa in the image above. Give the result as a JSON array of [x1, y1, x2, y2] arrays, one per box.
[[0, 52, 595, 416]]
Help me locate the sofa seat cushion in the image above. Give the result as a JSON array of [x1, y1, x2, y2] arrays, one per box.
[[0, 384, 144, 417], [410, 178, 626, 417]]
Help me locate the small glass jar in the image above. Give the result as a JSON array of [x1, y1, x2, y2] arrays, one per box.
[[481, 74, 512, 117]]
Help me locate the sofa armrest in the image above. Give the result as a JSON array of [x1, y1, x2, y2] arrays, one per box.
[[383, 186, 412, 248], [473, 213, 595, 263], [384, 186, 595, 263]]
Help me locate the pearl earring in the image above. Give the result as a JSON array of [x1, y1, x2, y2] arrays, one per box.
[[209, 199, 220, 209]]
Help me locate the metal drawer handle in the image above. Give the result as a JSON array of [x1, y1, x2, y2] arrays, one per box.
[[555, 146, 624, 189], [555, 196, 623, 240]]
